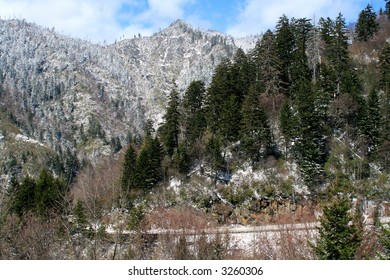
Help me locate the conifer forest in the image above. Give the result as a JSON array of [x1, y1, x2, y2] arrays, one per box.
[[0, 3, 390, 260]]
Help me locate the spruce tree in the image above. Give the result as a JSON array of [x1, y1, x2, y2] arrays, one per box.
[[205, 135, 225, 185], [314, 195, 362, 260], [205, 59, 233, 135], [160, 86, 181, 157], [275, 15, 295, 94], [205, 59, 241, 143], [365, 89, 381, 153], [232, 48, 251, 103], [385, 0, 390, 17], [378, 43, 390, 169], [240, 86, 271, 165], [279, 98, 298, 159], [293, 80, 328, 188], [290, 18, 313, 87], [181, 80, 206, 146], [121, 145, 137, 195], [379, 226, 390, 259], [134, 136, 163, 191], [253, 30, 281, 112], [319, 14, 350, 100], [9, 170, 67, 217], [355, 4, 379, 42]]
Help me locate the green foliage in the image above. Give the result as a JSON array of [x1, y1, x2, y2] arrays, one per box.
[[240, 86, 271, 164], [8, 169, 68, 217], [365, 89, 381, 153], [379, 225, 390, 259], [128, 203, 145, 230], [355, 4, 379, 42], [121, 145, 137, 199], [292, 80, 328, 188], [172, 143, 191, 174], [313, 195, 362, 259], [386, 0, 390, 17], [72, 200, 90, 235], [251, 30, 281, 111], [279, 98, 298, 159], [275, 15, 295, 93], [110, 136, 122, 153], [205, 134, 225, 184], [378, 43, 390, 169], [160, 86, 181, 157], [181, 80, 207, 146], [205, 59, 242, 143], [290, 18, 313, 86], [87, 115, 106, 140], [134, 136, 164, 191], [121, 131, 163, 202]]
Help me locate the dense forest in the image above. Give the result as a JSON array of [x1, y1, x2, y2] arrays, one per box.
[[1, 3, 390, 260]]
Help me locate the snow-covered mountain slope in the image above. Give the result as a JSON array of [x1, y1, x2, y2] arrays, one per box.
[[0, 19, 255, 171]]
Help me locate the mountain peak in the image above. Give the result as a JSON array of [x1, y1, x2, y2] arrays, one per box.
[[165, 19, 194, 33]]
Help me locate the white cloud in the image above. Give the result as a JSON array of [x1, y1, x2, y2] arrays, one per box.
[[0, 0, 195, 43], [226, 0, 362, 37], [135, 0, 195, 30], [0, 0, 133, 42]]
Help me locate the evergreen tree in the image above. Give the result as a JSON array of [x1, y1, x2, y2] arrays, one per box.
[[307, 23, 322, 83], [319, 14, 350, 100], [385, 0, 390, 17], [134, 137, 163, 191], [378, 43, 390, 169], [252, 30, 282, 111], [379, 226, 390, 259], [172, 142, 192, 174], [293, 80, 328, 188], [279, 98, 299, 159], [205, 59, 232, 134], [314, 195, 362, 260], [73, 200, 90, 235], [181, 80, 206, 146], [219, 94, 241, 143], [121, 145, 137, 195], [205, 135, 225, 185], [9, 170, 67, 217], [365, 88, 381, 153], [232, 48, 251, 103], [355, 4, 379, 42], [290, 18, 313, 88], [240, 86, 271, 165], [160, 86, 181, 157], [205, 59, 241, 143], [275, 15, 295, 94]]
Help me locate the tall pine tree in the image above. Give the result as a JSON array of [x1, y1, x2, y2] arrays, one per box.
[[181, 80, 206, 146], [160, 85, 181, 157], [240, 86, 271, 165], [378, 43, 390, 169], [275, 15, 295, 94], [355, 4, 379, 42], [252, 30, 282, 112], [314, 195, 362, 260], [121, 145, 137, 196]]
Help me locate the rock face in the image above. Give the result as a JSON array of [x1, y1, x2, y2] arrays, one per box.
[[0, 18, 258, 178]]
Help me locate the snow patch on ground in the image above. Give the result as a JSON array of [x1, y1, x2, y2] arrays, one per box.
[[168, 177, 182, 195], [14, 134, 45, 147], [231, 165, 267, 186]]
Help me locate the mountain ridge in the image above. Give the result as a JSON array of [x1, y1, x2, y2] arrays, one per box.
[[0, 18, 258, 180]]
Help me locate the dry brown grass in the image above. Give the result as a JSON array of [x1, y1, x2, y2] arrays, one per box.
[[145, 206, 216, 231]]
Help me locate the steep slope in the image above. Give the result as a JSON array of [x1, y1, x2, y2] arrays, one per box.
[[0, 18, 253, 180]]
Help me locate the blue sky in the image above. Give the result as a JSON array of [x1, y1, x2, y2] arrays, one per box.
[[0, 0, 386, 43]]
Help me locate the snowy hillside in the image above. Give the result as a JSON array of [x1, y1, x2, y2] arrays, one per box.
[[0, 18, 248, 175]]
